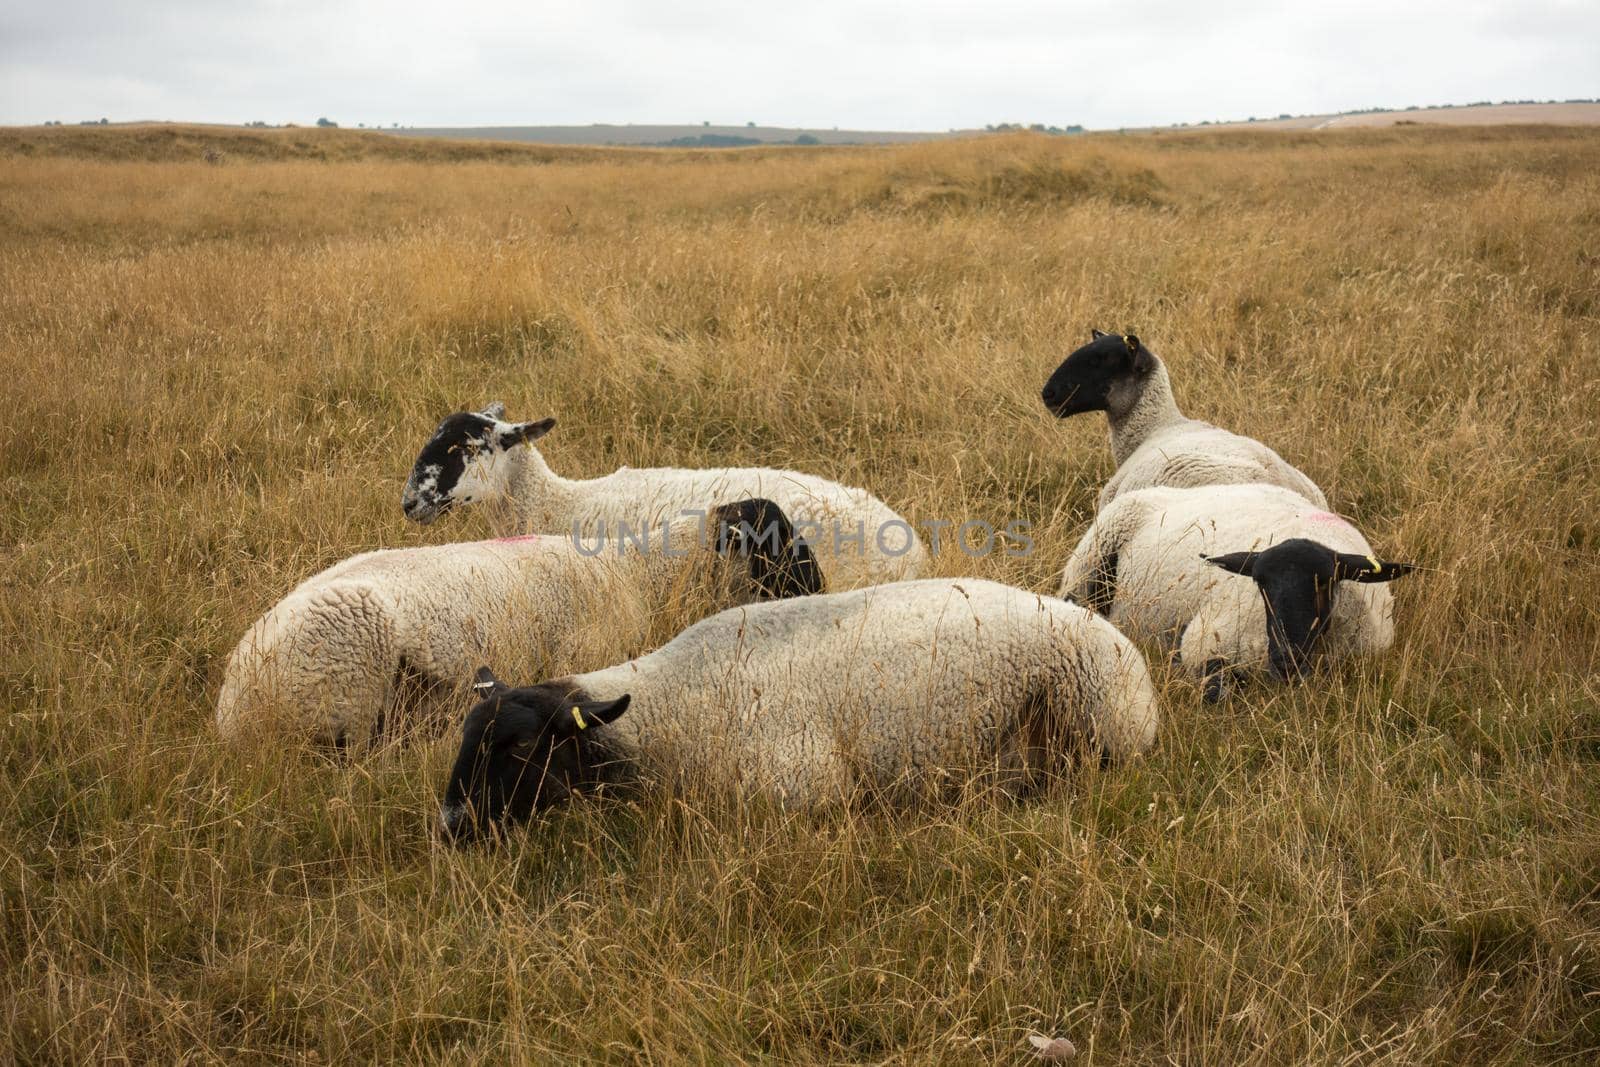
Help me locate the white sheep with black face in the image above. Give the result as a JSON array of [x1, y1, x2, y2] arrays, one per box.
[[437, 578, 1161, 844], [216, 499, 823, 751], [1059, 483, 1413, 700], [1041, 331, 1328, 510], [399, 402, 927, 588]]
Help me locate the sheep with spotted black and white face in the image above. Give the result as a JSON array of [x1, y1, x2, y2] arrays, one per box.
[[1041, 331, 1328, 510], [400, 402, 926, 589], [1059, 483, 1413, 700], [216, 499, 822, 752], [437, 578, 1160, 844]]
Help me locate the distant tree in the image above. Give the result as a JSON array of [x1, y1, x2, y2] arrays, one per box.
[[794, 133, 819, 145], [746, 121, 755, 127], [100, 118, 108, 125], [703, 120, 710, 126], [317, 117, 338, 128]]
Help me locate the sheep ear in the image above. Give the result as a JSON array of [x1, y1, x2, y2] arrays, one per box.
[[1336, 553, 1414, 584], [471, 666, 509, 697], [588, 694, 630, 724], [499, 417, 556, 447], [560, 695, 631, 734], [1090, 328, 1108, 340], [480, 401, 507, 420], [1203, 551, 1258, 577], [1124, 333, 1155, 374]]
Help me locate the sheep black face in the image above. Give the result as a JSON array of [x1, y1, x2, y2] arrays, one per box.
[[438, 667, 631, 845], [401, 403, 555, 525], [712, 497, 826, 600], [1041, 329, 1156, 419], [1204, 539, 1413, 682]]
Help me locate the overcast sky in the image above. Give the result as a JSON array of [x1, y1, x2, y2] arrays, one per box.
[[3, 1, 1597, 131]]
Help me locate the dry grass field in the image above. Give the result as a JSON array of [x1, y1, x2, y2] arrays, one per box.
[[2, 124, 1598, 1063]]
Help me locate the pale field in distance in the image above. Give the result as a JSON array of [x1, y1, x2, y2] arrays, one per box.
[[1190, 102, 1600, 131], [1, 124, 1598, 1063]]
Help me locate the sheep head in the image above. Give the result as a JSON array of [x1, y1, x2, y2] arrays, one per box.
[[1203, 538, 1413, 681], [438, 667, 630, 845], [711, 497, 826, 601], [1040, 329, 1157, 419], [402, 403, 554, 525]]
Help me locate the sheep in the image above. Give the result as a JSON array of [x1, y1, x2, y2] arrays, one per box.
[[1058, 483, 1412, 700], [436, 577, 1161, 843], [400, 402, 927, 588], [216, 498, 823, 751], [1040, 330, 1328, 510]]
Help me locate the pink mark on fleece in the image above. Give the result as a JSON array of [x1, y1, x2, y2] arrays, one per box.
[[1306, 511, 1356, 531], [490, 533, 548, 545]]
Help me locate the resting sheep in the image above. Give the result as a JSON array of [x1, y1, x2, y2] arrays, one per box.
[[216, 499, 822, 750], [1040, 331, 1327, 510], [401, 402, 926, 588], [437, 577, 1161, 842], [1059, 483, 1412, 699]]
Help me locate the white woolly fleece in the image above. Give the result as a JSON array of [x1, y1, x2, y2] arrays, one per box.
[[1060, 483, 1396, 674], [1097, 359, 1328, 511], [216, 519, 780, 750], [468, 437, 927, 589], [561, 578, 1161, 809]]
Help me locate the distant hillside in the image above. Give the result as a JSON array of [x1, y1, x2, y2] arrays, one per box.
[[6, 103, 1598, 165], [1155, 100, 1600, 132], [0, 123, 687, 162], [393, 123, 959, 147]]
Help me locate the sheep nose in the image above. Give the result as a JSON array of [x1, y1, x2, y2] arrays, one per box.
[[403, 497, 439, 525], [1271, 651, 1312, 682], [437, 805, 469, 843]]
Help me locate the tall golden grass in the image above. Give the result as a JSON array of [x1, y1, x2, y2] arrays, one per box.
[[1, 125, 1597, 1063]]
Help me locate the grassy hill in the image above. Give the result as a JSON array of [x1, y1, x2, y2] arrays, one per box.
[[394, 122, 956, 146], [0, 122, 628, 163]]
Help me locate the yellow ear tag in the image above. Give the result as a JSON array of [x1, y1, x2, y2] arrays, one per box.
[[1124, 336, 1137, 353], [1366, 555, 1382, 574], [570, 706, 588, 730]]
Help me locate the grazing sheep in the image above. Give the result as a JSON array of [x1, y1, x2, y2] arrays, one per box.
[[437, 578, 1160, 843], [216, 499, 822, 750], [400, 402, 926, 587], [1059, 483, 1412, 699], [1040, 331, 1328, 509]]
